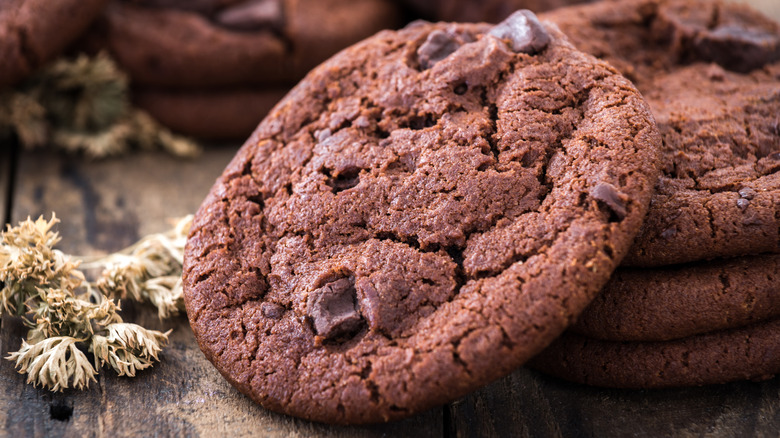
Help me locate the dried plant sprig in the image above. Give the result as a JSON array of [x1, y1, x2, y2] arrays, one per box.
[[8, 337, 97, 391], [88, 215, 192, 319], [92, 323, 171, 377], [0, 214, 84, 316], [0, 52, 200, 158], [1, 215, 172, 391]]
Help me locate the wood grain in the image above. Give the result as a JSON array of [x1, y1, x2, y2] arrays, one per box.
[[0, 145, 12, 225], [448, 367, 780, 437], [2, 147, 442, 437]]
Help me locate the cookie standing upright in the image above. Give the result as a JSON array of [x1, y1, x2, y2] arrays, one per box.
[[0, 0, 107, 88], [543, 0, 780, 266], [183, 11, 660, 423]]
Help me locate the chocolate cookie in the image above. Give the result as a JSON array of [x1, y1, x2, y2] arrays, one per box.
[[100, 0, 402, 88], [400, 0, 595, 23], [134, 87, 289, 139], [543, 0, 780, 266], [0, 0, 107, 88], [183, 11, 660, 423], [571, 254, 780, 342], [530, 318, 780, 388]]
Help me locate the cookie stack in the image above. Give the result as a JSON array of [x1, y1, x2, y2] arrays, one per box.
[[178, 0, 779, 425], [527, 0, 780, 388], [90, 0, 402, 139]]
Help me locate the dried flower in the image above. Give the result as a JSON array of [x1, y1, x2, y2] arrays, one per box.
[[8, 337, 97, 391], [1, 215, 175, 391], [0, 52, 200, 158], [90, 215, 191, 318]]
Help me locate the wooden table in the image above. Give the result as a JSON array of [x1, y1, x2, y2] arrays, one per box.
[[1, 146, 778, 437]]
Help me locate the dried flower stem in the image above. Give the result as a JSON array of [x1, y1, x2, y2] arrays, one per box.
[[1, 214, 182, 391]]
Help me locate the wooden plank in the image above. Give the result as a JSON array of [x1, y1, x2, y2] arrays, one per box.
[[2, 147, 442, 437], [0, 144, 12, 225], [447, 367, 780, 437]]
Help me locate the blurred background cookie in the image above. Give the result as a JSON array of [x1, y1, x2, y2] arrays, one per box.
[[0, 0, 107, 88], [83, 0, 403, 139]]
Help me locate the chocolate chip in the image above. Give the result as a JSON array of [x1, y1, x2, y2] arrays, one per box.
[[488, 10, 550, 55], [591, 183, 628, 222], [737, 198, 750, 211], [738, 187, 756, 199], [261, 302, 285, 319], [770, 152, 780, 161], [315, 128, 332, 143], [660, 227, 677, 239], [418, 30, 465, 70], [692, 25, 780, 73], [307, 278, 363, 339], [215, 0, 283, 32]]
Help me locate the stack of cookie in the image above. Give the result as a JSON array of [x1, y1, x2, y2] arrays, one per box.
[[89, 0, 402, 139], [528, 0, 780, 388], [176, 0, 778, 425]]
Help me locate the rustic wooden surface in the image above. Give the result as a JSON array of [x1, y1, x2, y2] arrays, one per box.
[[0, 146, 12, 225], [1, 146, 778, 437]]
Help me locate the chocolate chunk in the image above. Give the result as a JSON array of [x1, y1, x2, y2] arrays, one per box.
[[488, 10, 550, 55], [660, 227, 677, 239], [417, 30, 464, 70], [591, 182, 628, 222], [307, 278, 363, 339], [692, 25, 780, 73], [737, 198, 750, 211], [738, 187, 756, 199], [215, 0, 283, 32], [261, 302, 285, 319], [315, 128, 332, 143]]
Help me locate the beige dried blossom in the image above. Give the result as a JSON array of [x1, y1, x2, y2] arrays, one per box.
[[1, 215, 173, 391], [90, 215, 191, 319], [8, 337, 97, 391]]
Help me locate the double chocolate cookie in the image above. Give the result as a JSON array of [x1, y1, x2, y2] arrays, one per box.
[[133, 88, 289, 139], [94, 0, 402, 139], [543, 0, 780, 266], [0, 0, 107, 88], [571, 254, 780, 342], [530, 318, 780, 388], [183, 11, 660, 423], [101, 0, 402, 87]]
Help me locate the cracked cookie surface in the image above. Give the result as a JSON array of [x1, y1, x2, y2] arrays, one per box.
[[543, 0, 780, 266], [183, 13, 659, 424]]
